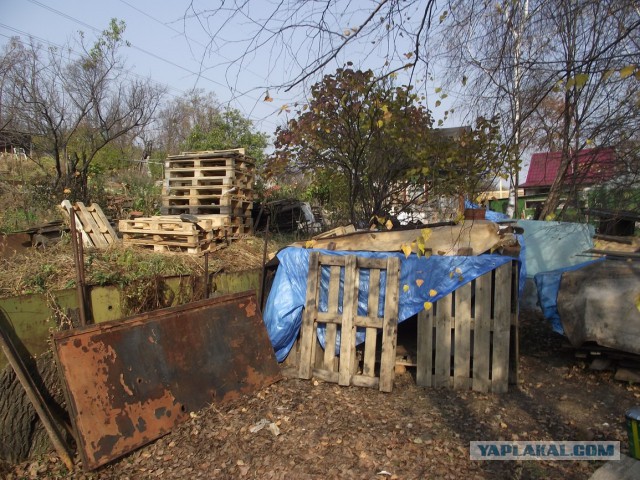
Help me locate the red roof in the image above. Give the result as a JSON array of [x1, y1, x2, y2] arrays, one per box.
[[520, 148, 617, 188]]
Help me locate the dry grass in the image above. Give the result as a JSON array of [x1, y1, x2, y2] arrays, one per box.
[[0, 234, 290, 299]]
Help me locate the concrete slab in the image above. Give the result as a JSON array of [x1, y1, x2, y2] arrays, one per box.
[[589, 454, 640, 480]]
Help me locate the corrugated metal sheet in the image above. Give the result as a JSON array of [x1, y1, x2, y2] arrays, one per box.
[[53, 292, 281, 470]]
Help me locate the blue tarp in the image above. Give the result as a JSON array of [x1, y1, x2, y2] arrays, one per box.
[[534, 258, 604, 334], [264, 247, 515, 362], [464, 199, 510, 222], [517, 220, 594, 278]]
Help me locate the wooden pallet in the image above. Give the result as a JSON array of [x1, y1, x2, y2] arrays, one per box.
[[416, 261, 518, 393], [167, 148, 250, 161], [163, 191, 254, 205], [162, 201, 252, 216], [166, 166, 254, 180], [163, 185, 253, 197], [165, 156, 255, 171], [119, 215, 229, 233], [60, 200, 118, 249], [119, 215, 229, 253], [298, 252, 401, 392], [226, 223, 253, 238], [166, 176, 237, 186]]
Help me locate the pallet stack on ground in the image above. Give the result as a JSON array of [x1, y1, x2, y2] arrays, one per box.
[[161, 149, 254, 238], [118, 215, 229, 254]]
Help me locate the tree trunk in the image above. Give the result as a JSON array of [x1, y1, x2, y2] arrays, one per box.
[[538, 1, 577, 220], [0, 351, 69, 463]]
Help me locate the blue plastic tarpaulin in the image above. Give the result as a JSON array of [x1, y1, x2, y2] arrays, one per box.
[[517, 220, 594, 278], [534, 258, 604, 334], [263, 247, 515, 362], [464, 199, 510, 222]]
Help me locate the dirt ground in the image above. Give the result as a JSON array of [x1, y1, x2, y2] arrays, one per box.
[[3, 309, 639, 480]]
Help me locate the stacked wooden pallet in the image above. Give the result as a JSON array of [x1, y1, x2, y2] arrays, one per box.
[[118, 216, 229, 254], [161, 149, 254, 238], [119, 149, 254, 253]]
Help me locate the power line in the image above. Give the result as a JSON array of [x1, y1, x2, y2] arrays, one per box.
[[0, 23, 185, 99], [23, 0, 276, 124], [117, 0, 269, 84]]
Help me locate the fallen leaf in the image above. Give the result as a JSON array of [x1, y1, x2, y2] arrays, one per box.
[[429, 289, 437, 297], [401, 244, 412, 258], [415, 279, 424, 287], [403, 284, 410, 293], [385, 219, 393, 230], [305, 240, 316, 249], [268, 422, 281, 436], [424, 301, 433, 311]]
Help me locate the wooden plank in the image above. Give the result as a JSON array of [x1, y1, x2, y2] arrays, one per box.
[[318, 253, 347, 266], [509, 261, 520, 386], [473, 273, 492, 392], [312, 368, 340, 384], [362, 268, 381, 378], [316, 312, 344, 324], [453, 282, 472, 390], [298, 252, 320, 379], [292, 221, 507, 257], [323, 265, 341, 371], [338, 255, 357, 386], [379, 257, 400, 393], [416, 308, 434, 387], [354, 315, 384, 329], [355, 257, 392, 270], [351, 375, 379, 388], [87, 203, 118, 243], [491, 262, 511, 393], [76, 202, 109, 248], [434, 292, 452, 388]]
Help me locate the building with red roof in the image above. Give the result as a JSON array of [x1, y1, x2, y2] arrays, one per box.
[[520, 147, 617, 196], [512, 147, 624, 219]]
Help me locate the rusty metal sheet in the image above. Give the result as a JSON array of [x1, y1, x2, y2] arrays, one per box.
[[52, 292, 281, 470]]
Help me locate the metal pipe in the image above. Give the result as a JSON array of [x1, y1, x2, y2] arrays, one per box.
[[204, 251, 210, 299], [69, 210, 87, 326], [258, 216, 270, 310]]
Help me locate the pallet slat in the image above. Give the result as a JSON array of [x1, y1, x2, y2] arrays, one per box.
[[378, 257, 400, 393], [416, 308, 434, 387], [298, 252, 321, 380], [492, 263, 512, 393], [472, 273, 492, 392], [453, 283, 472, 390], [434, 293, 452, 388]]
